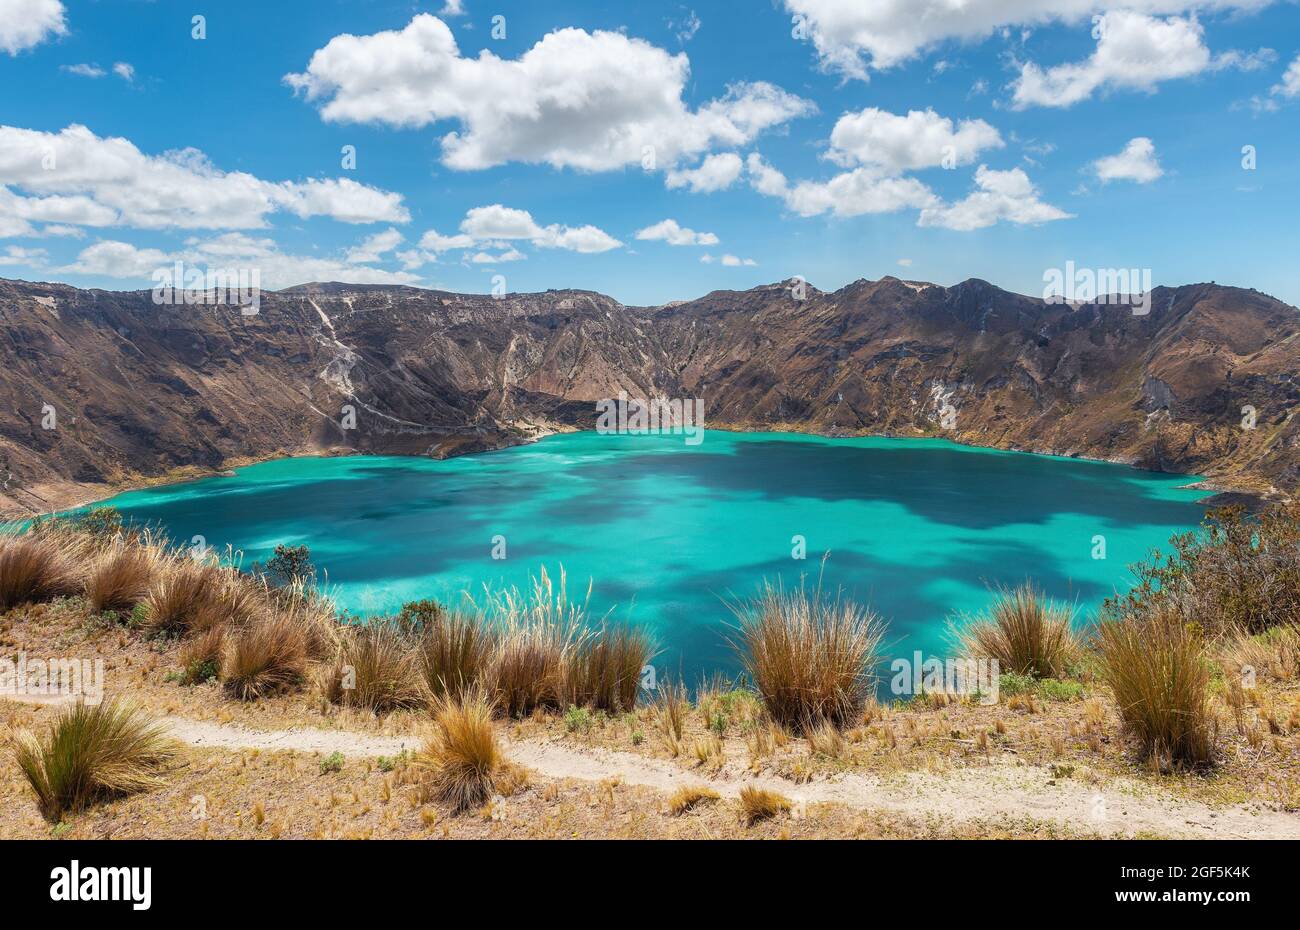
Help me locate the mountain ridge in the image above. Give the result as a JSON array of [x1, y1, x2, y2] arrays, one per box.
[[2, 273, 1296, 517]]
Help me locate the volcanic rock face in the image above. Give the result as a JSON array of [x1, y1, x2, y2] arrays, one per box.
[[1, 274, 1296, 515]]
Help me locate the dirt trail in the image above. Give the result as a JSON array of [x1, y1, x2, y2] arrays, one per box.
[[161, 716, 1300, 839]]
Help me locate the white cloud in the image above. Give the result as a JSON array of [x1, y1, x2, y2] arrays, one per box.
[[826, 107, 1002, 173], [1011, 12, 1263, 108], [635, 218, 719, 246], [470, 248, 526, 264], [0, 244, 47, 265], [0, 0, 66, 55], [285, 15, 813, 174], [669, 10, 702, 43], [918, 165, 1072, 230], [745, 153, 936, 218], [62, 63, 105, 78], [1093, 137, 1164, 183], [56, 232, 423, 289], [460, 204, 621, 253], [418, 229, 475, 253], [897, 258, 913, 267], [112, 61, 134, 82], [783, 0, 1275, 78], [720, 254, 757, 267], [439, 1, 466, 16], [345, 227, 403, 263], [665, 152, 744, 192], [1273, 55, 1300, 98], [0, 124, 409, 233]]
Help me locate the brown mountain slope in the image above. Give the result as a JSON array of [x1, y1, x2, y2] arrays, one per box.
[[1, 275, 1296, 516]]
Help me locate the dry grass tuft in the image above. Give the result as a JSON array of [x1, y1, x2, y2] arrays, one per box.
[[143, 561, 225, 635], [179, 626, 224, 685], [1098, 605, 1216, 769], [416, 609, 497, 701], [730, 579, 883, 734], [668, 784, 720, 815], [563, 623, 655, 714], [222, 608, 309, 700], [323, 622, 426, 713], [85, 539, 158, 613], [738, 785, 791, 825], [417, 689, 502, 813], [12, 698, 176, 821], [0, 532, 82, 611], [958, 583, 1079, 679], [482, 568, 585, 717]]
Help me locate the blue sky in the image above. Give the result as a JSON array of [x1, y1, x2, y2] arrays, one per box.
[[1, 0, 1298, 305]]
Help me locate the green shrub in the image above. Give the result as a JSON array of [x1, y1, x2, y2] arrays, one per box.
[[319, 751, 344, 775]]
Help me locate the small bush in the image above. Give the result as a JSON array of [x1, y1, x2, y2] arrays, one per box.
[[417, 689, 502, 813], [13, 699, 176, 821], [0, 532, 82, 610], [319, 751, 344, 775], [1098, 606, 1216, 769], [563, 704, 593, 733], [263, 544, 314, 588], [730, 580, 884, 734], [1038, 678, 1084, 702], [738, 786, 791, 825], [958, 584, 1079, 679], [997, 671, 1036, 697]]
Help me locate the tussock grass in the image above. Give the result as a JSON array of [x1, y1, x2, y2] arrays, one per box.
[[417, 689, 502, 813], [416, 609, 497, 701], [730, 579, 884, 734], [179, 626, 224, 685], [738, 785, 791, 825], [482, 568, 585, 717], [143, 561, 224, 635], [1222, 624, 1300, 683], [0, 531, 82, 610], [1098, 605, 1216, 769], [668, 784, 719, 815], [958, 583, 1079, 679], [223, 608, 309, 700], [12, 699, 176, 821], [85, 539, 158, 613], [323, 622, 426, 713], [563, 623, 655, 714]]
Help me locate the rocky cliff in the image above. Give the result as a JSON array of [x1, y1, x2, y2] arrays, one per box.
[[2, 274, 1296, 516]]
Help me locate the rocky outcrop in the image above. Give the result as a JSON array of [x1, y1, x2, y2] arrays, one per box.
[[1, 274, 1296, 516]]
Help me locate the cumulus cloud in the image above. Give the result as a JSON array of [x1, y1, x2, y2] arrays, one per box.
[[1012, 12, 1265, 108], [826, 107, 1002, 173], [665, 152, 744, 192], [345, 227, 403, 263], [1273, 55, 1300, 98], [0, 244, 47, 265], [918, 165, 1073, 230], [745, 152, 937, 218], [285, 15, 813, 176], [112, 61, 134, 82], [784, 0, 1276, 78], [635, 218, 719, 246], [397, 205, 621, 269], [0, 124, 408, 234], [0, 0, 66, 55], [1093, 137, 1164, 183], [56, 232, 423, 289]]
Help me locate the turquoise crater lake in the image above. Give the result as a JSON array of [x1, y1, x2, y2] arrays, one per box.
[[86, 432, 1207, 683]]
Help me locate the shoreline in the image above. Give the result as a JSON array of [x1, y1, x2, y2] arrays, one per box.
[[1, 421, 1268, 522]]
